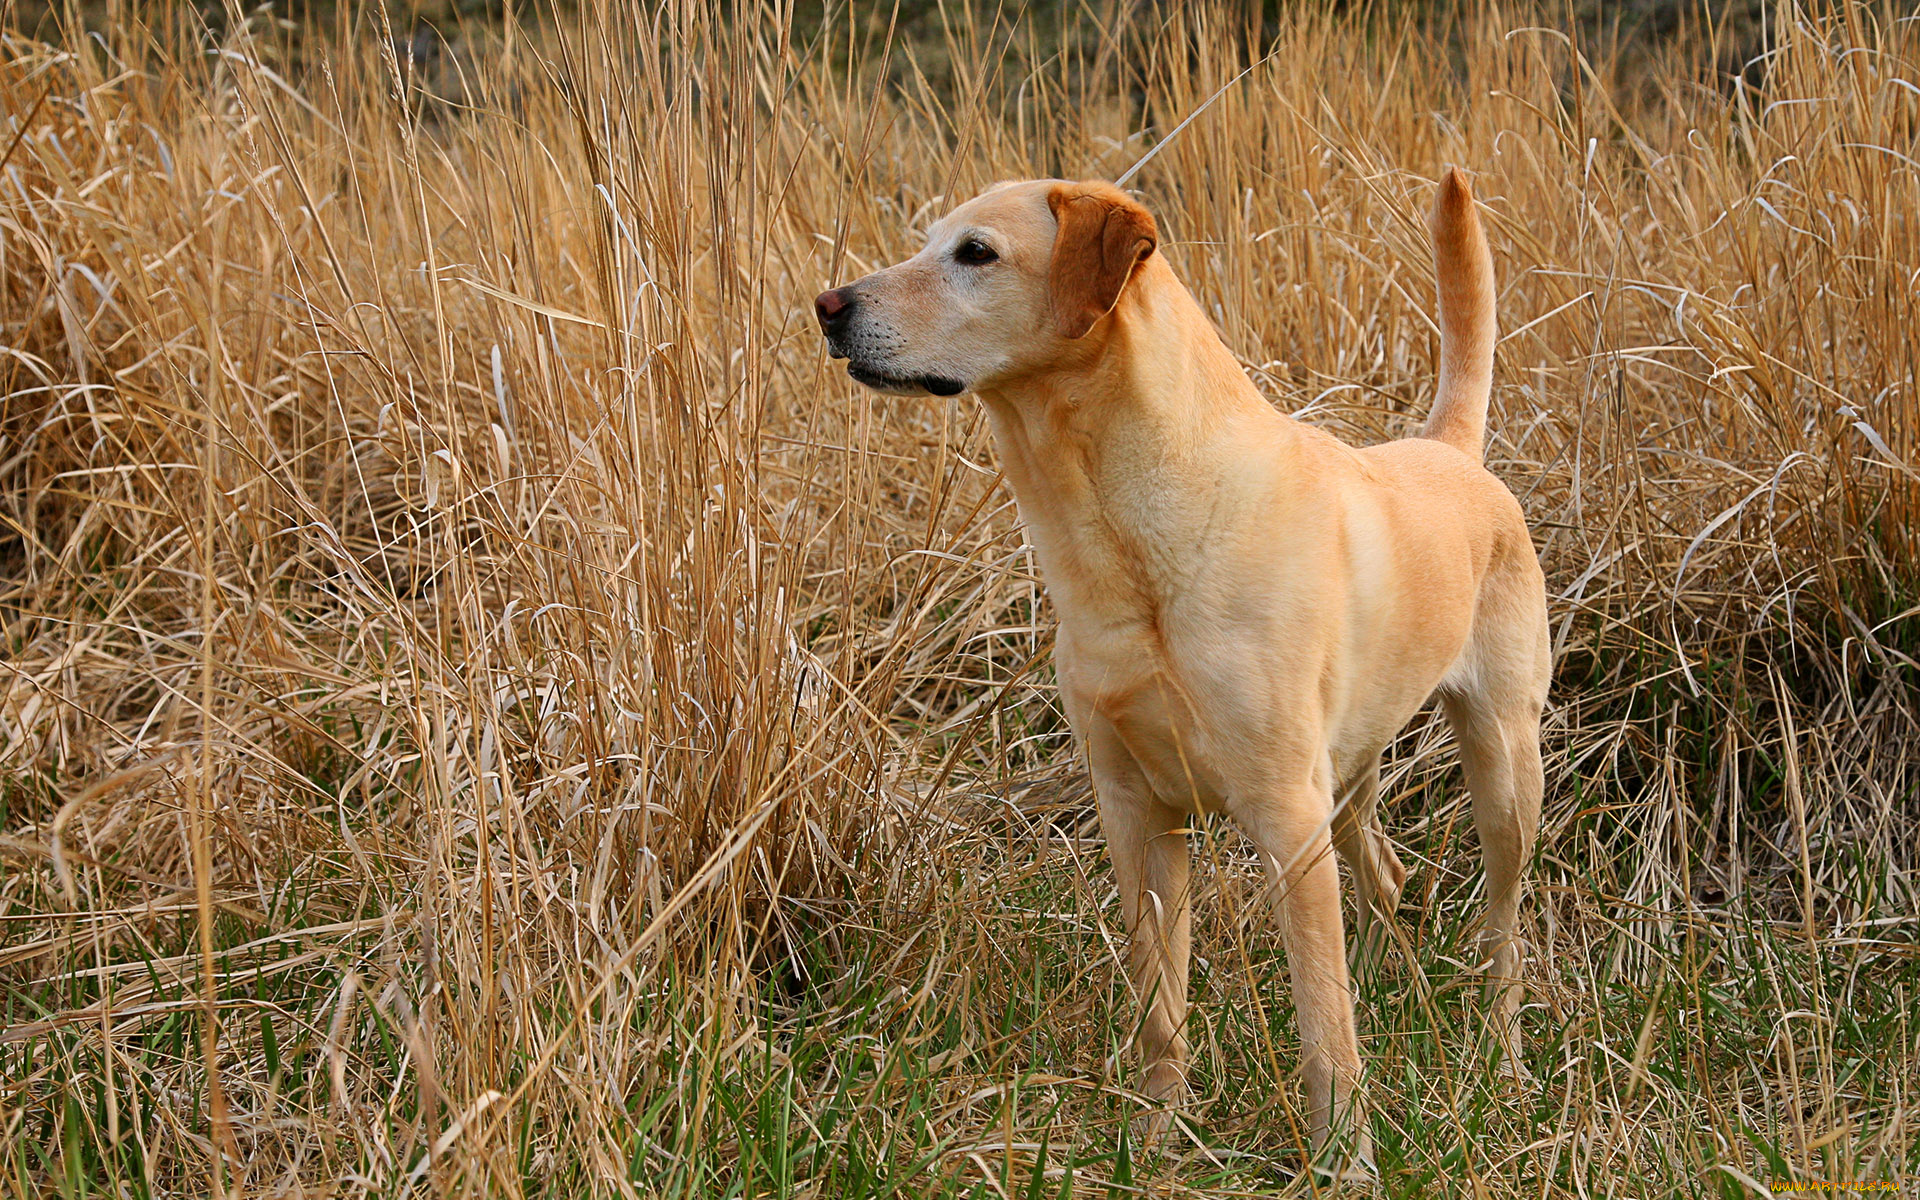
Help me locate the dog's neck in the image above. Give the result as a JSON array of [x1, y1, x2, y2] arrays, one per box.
[[973, 256, 1291, 610]]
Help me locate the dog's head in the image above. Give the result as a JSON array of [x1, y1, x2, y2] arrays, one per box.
[[814, 179, 1158, 397]]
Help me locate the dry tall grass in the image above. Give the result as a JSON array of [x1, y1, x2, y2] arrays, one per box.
[[1, 1, 1915, 1196]]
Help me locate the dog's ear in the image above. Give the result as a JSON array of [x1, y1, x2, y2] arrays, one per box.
[[1047, 182, 1157, 339]]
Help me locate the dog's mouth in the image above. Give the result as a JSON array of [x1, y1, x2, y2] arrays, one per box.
[[845, 362, 967, 398]]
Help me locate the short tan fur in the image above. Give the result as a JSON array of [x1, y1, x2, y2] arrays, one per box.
[[817, 168, 1550, 1184]]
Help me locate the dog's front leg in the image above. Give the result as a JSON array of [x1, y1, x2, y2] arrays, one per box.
[[1085, 719, 1192, 1144], [1238, 773, 1375, 1182]]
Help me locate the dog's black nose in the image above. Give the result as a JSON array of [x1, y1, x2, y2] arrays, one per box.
[[814, 287, 855, 336]]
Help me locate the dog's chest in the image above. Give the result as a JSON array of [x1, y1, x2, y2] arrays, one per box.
[[1051, 592, 1241, 812], [1001, 427, 1255, 809]]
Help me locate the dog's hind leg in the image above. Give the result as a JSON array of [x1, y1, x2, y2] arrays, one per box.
[[1332, 758, 1406, 974], [1441, 682, 1545, 1075]]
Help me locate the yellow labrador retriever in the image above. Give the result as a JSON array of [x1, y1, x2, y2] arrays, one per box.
[[816, 171, 1548, 1180]]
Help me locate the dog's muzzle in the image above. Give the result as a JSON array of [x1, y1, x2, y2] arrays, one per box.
[[814, 287, 966, 396]]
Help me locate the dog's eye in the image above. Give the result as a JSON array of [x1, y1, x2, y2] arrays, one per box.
[[954, 238, 998, 265]]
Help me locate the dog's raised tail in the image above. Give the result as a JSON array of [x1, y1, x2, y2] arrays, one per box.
[[1423, 167, 1496, 460]]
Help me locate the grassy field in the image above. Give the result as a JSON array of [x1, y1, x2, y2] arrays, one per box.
[[1, 1, 1916, 1196]]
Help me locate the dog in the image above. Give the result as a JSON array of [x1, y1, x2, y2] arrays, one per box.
[[816, 171, 1549, 1181]]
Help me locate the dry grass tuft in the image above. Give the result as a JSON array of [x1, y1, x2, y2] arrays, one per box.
[[1, 2, 1914, 1196]]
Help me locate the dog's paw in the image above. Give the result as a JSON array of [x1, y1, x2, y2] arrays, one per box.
[[1309, 1151, 1380, 1190], [1131, 1107, 1175, 1158], [1309, 1123, 1379, 1190], [1495, 1050, 1535, 1084]]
